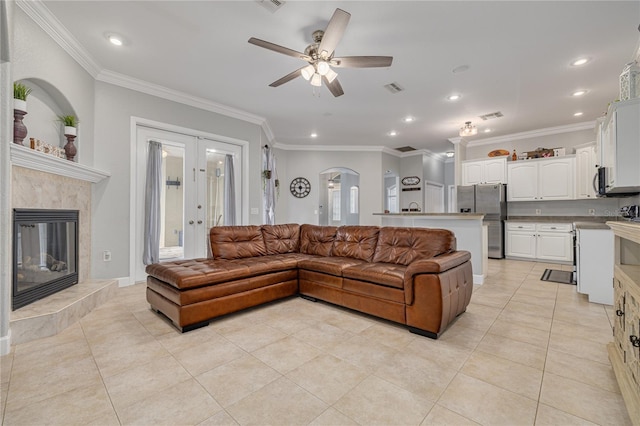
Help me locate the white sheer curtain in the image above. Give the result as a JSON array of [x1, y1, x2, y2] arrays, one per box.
[[223, 154, 236, 226], [262, 145, 277, 225], [143, 141, 162, 265]]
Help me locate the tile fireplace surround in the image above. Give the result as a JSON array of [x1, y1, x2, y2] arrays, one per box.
[[9, 145, 111, 344]]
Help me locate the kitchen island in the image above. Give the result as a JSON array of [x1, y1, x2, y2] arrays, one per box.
[[374, 213, 487, 284]]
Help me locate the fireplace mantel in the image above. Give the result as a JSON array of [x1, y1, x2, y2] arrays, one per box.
[[10, 144, 110, 183]]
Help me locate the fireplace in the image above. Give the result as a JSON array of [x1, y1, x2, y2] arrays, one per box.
[[12, 209, 79, 310]]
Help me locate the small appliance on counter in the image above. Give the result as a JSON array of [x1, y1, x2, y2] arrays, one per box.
[[620, 205, 640, 221]]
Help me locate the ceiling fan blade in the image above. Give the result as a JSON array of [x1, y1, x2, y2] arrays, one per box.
[[318, 8, 351, 58], [248, 37, 311, 61], [269, 67, 304, 87], [332, 56, 393, 68], [323, 76, 344, 97]]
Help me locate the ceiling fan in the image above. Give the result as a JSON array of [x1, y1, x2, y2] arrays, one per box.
[[248, 8, 393, 97]]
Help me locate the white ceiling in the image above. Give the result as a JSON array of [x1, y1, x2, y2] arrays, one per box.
[[40, 1, 640, 154]]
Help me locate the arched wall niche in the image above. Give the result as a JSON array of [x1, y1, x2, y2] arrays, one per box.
[[16, 77, 77, 149]]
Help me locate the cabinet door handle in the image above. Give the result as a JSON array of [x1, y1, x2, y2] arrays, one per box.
[[189, 220, 194, 225], [615, 309, 624, 317], [631, 335, 640, 348], [550, 227, 556, 229], [197, 220, 203, 224]]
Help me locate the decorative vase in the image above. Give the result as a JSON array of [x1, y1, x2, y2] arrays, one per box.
[[619, 61, 640, 101], [64, 129, 77, 161], [13, 99, 28, 145]]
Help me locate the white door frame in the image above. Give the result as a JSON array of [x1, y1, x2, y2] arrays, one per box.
[[448, 185, 457, 213], [129, 117, 249, 284]]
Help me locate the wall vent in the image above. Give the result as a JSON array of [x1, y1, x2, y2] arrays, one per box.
[[478, 111, 504, 121], [255, 0, 285, 13], [395, 146, 416, 152], [384, 82, 404, 94]]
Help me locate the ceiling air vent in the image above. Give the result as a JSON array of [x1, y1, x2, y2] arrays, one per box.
[[395, 146, 416, 152], [478, 111, 504, 121], [255, 0, 285, 13], [384, 82, 404, 94]]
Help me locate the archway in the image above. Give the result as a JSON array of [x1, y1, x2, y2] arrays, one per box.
[[318, 167, 360, 226]]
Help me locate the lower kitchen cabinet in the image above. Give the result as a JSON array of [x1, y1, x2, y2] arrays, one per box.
[[607, 221, 640, 424], [506, 222, 572, 263]]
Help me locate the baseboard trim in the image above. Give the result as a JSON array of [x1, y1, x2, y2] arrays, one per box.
[[0, 330, 11, 356], [473, 274, 485, 285]]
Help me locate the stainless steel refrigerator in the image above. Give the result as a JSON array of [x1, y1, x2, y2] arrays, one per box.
[[457, 184, 507, 259]]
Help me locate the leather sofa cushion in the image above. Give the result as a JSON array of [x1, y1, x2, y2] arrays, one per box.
[[298, 256, 366, 277], [373, 227, 455, 266], [331, 226, 380, 261], [300, 224, 337, 256], [342, 278, 405, 304], [342, 262, 406, 289], [146, 258, 251, 289], [210, 225, 267, 259], [262, 224, 300, 254]]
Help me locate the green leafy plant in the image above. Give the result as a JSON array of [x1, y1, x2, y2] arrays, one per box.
[[14, 82, 32, 101], [57, 115, 79, 127]]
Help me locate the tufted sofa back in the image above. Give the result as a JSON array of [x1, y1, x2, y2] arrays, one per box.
[[261, 224, 300, 254], [299, 224, 338, 256], [372, 227, 456, 265], [210, 225, 267, 259], [331, 226, 380, 261]]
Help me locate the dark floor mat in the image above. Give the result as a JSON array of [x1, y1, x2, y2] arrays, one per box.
[[541, 269, 575, 285]]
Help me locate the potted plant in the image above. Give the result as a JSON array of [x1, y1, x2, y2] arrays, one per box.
[[57, 115, 79, 161], [13, 82, 32, 145], [57, 114, 79, 136]]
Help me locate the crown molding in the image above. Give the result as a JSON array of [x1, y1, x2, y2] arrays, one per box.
[[274, 143, 445, 161], [16, 0, 101, 77], [96, 70, 275, 141], [463, 121, 596, 147]]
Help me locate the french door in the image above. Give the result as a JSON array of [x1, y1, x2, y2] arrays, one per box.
[[134, 126, 243, 282]]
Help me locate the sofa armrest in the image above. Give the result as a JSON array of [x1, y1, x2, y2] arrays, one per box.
[[403, 250, 471, 282]]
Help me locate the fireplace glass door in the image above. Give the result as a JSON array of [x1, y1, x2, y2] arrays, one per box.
[[13, 209, 79, 310]]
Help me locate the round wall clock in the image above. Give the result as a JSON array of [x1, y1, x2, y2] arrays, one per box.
[[401, 176, 421, 186], [290, 177, 311, 198]]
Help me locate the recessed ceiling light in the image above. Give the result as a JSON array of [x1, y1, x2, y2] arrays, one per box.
[[106, 33, 124, 46], [447, 94, 461, 101], [484, 128, 492, 133], [571, 58, 590, 66], [403, 116, 414, 123], [572, 90, 587, 97], [389, 131, 397, 137], [574, 112, 584, 117], [310, 133, 318, 138]]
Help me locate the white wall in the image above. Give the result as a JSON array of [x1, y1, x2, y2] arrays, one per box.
[[278, 150, 383, 226], [91, 82, 266, 279]]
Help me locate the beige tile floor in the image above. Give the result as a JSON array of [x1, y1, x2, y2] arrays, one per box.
[[0, 259, 632, 425]]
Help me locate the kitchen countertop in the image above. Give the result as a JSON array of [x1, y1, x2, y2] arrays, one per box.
[[374, 213, 485, 219], [574, 222, 611, 230], [507, 216, 613, 223]]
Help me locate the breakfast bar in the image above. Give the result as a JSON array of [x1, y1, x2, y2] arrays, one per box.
[[374, 213, 488, 284]]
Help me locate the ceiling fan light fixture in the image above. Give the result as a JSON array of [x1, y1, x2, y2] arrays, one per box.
[[459, 121, 478, 137], [301, 65, 315, 80], [325, 68, 338, 83], [317, 61, 330, 76], [310, 73, 322, 87]]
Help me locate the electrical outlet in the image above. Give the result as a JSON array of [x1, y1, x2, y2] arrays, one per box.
[[535, 209, 541, 215], [588, 208, 596, 215], [103, 250, 112, 262]]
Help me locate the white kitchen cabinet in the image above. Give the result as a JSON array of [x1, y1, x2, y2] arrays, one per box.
[[507, 156, 575, 201], [461, 157, 506, 185], [506, 222, 572, 263], [575, 145, 598, 199]]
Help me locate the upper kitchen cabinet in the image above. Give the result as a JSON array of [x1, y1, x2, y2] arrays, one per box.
[[507, 156, 575, 201], [461, 157, 507, 185], [576, 144, 598, 199]]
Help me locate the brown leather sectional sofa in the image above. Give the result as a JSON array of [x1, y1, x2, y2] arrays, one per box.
[[146, 224, 473, 339]]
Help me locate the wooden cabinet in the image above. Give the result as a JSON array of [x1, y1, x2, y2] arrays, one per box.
[[506, 222, 572, 263], [507, 157, 575, 201], [607, 221, 640, 425], [461, 157, 506, 185], [575, 145, 598, 199]]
